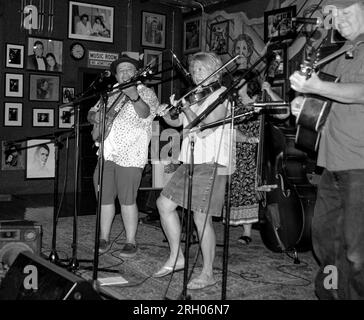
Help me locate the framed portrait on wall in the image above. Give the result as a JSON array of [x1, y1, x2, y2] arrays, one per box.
[[1, 140, 26, 171], [62, 86, 75, 103], [26, 139, 55, 179], [29, 74, 60, 102], [271, 80, 286, 99], [4, 102, 23, 127], [144, 49, 162, 79], [209, 20, 229, 55], [6, 44, 24, 69], [141, 11, 166, 49], [264, 6, 296, 43], [143, 49, 162, 101], [183, 17, 201, 54], [32, 108, 55, 127], [26, 37, 63, 72], [266, 44, 287, 81], [68, 1, 114, 43], [5, 73, 23, 98], [59, 107, 74, 129]]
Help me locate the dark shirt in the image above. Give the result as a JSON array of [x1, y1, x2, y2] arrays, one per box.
[[318, 34, 364, 170]]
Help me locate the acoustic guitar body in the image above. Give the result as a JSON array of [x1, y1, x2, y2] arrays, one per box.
[[295, 72, 339, 153]]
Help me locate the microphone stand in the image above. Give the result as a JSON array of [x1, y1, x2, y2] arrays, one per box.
[[60, 66, 153, 277], [68, 101, 86, 271], [175, 53, 269, 300], [221, 92, 237, 300], [9, 130, 74, 267], [179, 136, 195, 301], [49, 132, 67, 265]]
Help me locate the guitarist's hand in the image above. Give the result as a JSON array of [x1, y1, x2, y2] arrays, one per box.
[[289, 71, 321, 94]]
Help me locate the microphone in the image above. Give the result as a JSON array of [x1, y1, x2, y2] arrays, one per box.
[[170, 50, 193, 84], [292, 17, 323, 26], [252, 101, 290, 107], [99, 70, 112, 80], [252, 101, 290, 115]]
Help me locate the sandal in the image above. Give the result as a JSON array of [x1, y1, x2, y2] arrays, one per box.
[[238, 235, 252, 245], [187, 277, 217, 290]]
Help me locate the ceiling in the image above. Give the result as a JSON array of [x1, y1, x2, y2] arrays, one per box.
[[142, 0, 248, 14]]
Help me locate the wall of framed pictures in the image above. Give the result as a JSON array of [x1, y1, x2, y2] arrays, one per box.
[[0, 0, 183, 194], [0, 0, 318, 195]]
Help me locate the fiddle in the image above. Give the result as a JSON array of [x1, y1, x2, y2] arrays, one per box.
[[169, 81, 221, 119]]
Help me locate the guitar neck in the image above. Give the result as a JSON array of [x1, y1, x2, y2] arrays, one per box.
[[314, 44, 354, 69]]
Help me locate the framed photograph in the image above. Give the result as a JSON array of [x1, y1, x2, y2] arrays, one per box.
[[6, 44, 24, 69], [68, 1, 114, 43], [62, 86, 75, 103], [150, 82, 162, 102], [59, 107, 74, 129], [26, 139, 55, 179], [141, 11, 166, 49], [29, 74, 60, 102], [26, 37, 63, 72], [183, 17, 201, 54], [144, 49, 162, 79], [32, 108, 54, 127], [1, 140, 25, 171], [5, 73, 23, 98], [266, 44, 287, 80], [209, 20, 229, 55], [4, 102, 22, 127], [271, 80, 286, 99], [264, 6, 296, 43]]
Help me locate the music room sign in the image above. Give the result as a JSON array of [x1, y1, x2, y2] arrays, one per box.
[[87, 51, 119, 69]]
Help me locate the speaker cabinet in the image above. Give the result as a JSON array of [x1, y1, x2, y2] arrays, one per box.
[[0, 251, 101, 300], [0, 220, 42, 267]]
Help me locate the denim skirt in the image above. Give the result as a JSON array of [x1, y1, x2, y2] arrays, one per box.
[[161, 163, 227, 216]]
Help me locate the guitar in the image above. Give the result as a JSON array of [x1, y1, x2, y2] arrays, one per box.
[[91, 62, 155, 143], [294, 44, 355, 153], [91, 93, 127, 142]]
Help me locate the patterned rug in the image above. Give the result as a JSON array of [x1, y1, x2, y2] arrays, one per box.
[[23, 207, 318, 300]]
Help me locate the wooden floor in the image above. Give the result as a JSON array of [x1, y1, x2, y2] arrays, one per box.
[[0, 193, 319, 300]]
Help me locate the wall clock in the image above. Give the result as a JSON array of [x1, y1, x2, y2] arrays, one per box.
[[70, 42, 85, 60]]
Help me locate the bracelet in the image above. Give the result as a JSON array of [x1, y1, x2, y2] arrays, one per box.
[[130, 95, 141, 103]]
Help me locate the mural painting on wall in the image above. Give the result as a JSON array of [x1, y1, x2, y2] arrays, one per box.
[[203, 0, 334, 80], [205, 10, 266, 76]]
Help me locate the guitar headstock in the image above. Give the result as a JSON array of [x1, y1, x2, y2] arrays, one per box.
[[299, 46, 321, 78]]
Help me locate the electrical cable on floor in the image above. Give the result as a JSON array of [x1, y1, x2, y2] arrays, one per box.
[[235, 256, 312, 287]]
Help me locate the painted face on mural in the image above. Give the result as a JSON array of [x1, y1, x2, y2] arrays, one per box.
[[234, 39, 251, 68]]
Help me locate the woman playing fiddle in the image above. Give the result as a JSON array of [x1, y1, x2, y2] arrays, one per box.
[[154, 52, 231, 290]]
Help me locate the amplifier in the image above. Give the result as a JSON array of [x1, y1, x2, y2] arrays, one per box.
[[0, 220, 42, 267]]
